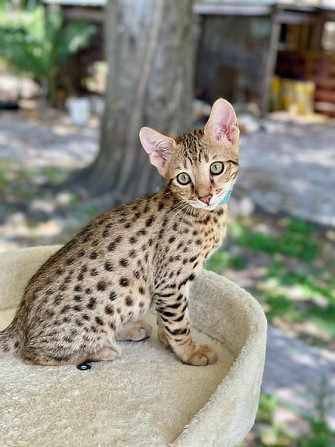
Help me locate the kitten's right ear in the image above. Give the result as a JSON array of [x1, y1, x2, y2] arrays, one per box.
[[139, 127, 176, 175]]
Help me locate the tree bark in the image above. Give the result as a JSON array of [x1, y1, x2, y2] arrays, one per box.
[[79, 0, 194, 203]]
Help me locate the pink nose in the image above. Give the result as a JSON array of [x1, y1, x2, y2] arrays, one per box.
[[199, 194, 213, 205]]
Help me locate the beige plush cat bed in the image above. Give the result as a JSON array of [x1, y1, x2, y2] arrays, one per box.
[[0, 246, 267, 447]]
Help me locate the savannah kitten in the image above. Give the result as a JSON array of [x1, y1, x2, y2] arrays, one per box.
[[0, 98, 239, 367]]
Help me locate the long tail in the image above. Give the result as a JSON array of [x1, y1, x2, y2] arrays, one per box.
[[0, 323, 21, 358]]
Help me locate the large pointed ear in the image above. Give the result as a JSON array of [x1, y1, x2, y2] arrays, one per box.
[[204, 98, 239, 146], [139, 127, 176, 174]]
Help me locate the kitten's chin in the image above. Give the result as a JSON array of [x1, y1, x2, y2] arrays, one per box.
[[190, 201, 219, 212]]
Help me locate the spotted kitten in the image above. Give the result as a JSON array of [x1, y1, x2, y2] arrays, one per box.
[[0, 98, 239, 367]]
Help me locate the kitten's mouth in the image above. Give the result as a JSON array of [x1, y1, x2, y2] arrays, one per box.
[[192, 190, 233, 211]]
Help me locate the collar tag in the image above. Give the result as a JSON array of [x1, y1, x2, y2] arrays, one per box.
[[219, 189, 233, 206]]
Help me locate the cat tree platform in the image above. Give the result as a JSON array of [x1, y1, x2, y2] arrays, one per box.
[[0, 246, 267, 447]]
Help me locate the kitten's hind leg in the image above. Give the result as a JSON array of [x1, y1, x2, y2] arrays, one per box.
[[22, 337, 122, 366], [22, 350, 88, 366], [87, 344, 122, 362], [115, 320, 152, 342]]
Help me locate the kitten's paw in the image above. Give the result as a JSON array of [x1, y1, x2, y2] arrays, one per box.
[[184, 344, 217, 366], [116, 320, 152, 342]]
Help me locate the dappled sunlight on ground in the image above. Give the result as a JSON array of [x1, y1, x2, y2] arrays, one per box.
[[0, 113, 98, 168], [239, 122, 335, 226]]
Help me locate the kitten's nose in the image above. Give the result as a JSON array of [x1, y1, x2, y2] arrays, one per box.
[[199, 194, 213, 205]]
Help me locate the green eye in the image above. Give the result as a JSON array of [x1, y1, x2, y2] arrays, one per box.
[[210, 162, 224, 175], [177, 172, 191, 185]]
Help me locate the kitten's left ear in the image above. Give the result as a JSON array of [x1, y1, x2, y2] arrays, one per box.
[[204, 98, 239, 146], [139, 127, 176, 175]]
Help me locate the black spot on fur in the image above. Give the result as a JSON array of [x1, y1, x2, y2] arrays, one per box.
[[60, 305, 71, 314], [174, 314, 184, 322], [87, 297, 97, 310], [108, 235, 122, 252], [75, 318, 84, 327], [120, 278, 129, 287], [120, 259, 129, 267], [109, 291, 117, 301], [97, 281, 107, 291], [159, 309, 175, 318], [54, 296, 63, 305], [145, 215, 155, 227], [105, 304, 114, 315], [129, 249, 137, 258], [166, 327, 188, 336], [125, 296, 133, 306], [95, 316, 104, 326], [104, 261, 114, 272]]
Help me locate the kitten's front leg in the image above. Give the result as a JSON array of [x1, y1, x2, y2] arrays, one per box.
[[154, 287, 217, 366]]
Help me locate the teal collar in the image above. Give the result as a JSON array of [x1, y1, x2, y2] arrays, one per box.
[[219, 189, 233, 205]]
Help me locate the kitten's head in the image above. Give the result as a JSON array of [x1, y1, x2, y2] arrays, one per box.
[[139, 98, 239, 211]]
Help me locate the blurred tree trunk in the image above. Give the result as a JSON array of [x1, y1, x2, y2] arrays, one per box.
[[78, 0, 194, 203]]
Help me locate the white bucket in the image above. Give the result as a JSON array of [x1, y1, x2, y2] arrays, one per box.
[[67, 98, 90, 126]]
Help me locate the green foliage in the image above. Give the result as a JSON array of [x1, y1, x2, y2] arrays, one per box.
[[205, 249, 246, 273], [268, 260, 335, 304], [0, 6, 96, 95], [0, 7, 47, 79], [257, 392, 278, 424], [232, 219, 320, 261], [253, 391, 335, 447], [0, 162, 70, 200]]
